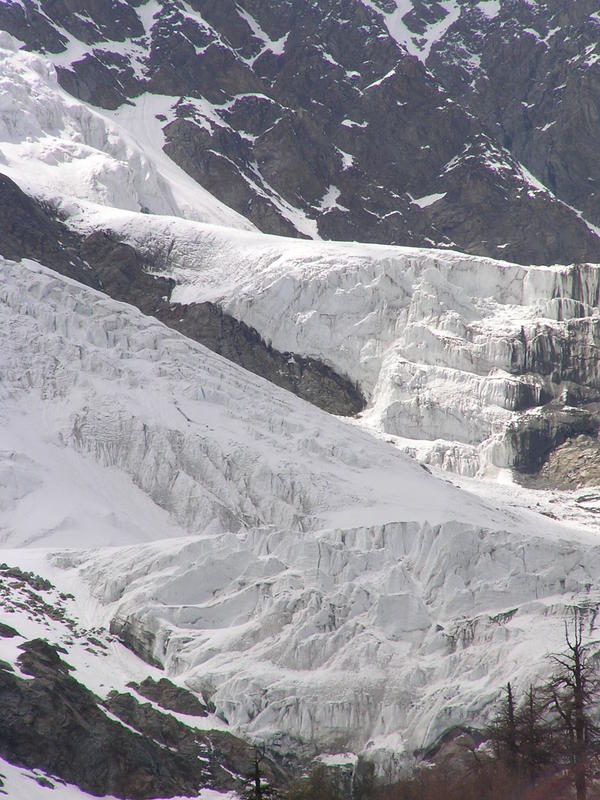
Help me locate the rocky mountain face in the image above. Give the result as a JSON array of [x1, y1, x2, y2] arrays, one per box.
[[426, 0, 600, 229], [1, 0, 599, 265]]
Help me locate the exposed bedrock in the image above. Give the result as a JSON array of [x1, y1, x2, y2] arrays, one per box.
[[521, 433, 600, 491], [0, 173, 98, 287], [507, 404, 600, 474], [0, 638, 212, 799], [7, 0, 600, 265], [127, 676, 212, 716]]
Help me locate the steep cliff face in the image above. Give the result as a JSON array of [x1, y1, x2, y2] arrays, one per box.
[[1, 1, 599, 264], [3, 257, 600, 782]]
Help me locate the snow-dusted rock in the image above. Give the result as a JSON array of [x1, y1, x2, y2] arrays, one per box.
[[3, 0, 600, 263]]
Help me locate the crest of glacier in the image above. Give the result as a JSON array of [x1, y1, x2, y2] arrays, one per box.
[[2, 257, 600, 775]]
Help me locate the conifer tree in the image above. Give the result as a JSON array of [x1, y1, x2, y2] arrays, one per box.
[[515, 684, 553, 785], [286, 763, 343, 800], [242, 747, 280, 800], [548, 608, 600, 800], [487, 682, 519, 771]]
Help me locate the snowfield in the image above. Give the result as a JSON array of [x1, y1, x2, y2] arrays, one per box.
[[2, 258, 600, 774]]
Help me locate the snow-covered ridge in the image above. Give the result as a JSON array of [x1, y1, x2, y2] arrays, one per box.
[[3, 257, 600, 773], [0, 33, 253, 229], [71, 207, 600, 478]]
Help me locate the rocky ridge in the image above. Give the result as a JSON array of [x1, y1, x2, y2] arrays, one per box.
[[424, 0, 600, 230], [1, 0, 599, 265]]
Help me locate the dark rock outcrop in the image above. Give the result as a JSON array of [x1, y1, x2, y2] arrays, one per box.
[[520, 433, 600, 491], [0, 622, 19, 639], [0, 639, 209, 798], [0, 637, 288, 799], [105, 689, 287, 792], [0, 566, 294, 799], [128, 676, 211, 717], [508, 404, 599, 474], [426, 0, 600, 230], [0, 174, 98, 288]]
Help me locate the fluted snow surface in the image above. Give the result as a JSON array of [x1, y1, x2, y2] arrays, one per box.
[[0, 33, 253, 229]]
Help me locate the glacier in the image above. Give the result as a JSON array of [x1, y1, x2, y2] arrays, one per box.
[[3, 6, 600, 781], [3, 257, 600, 776], [66, 206, 600, 481]]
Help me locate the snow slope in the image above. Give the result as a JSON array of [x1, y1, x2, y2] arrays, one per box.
[[3, 257, 600, 773], [69, 206, 600, 478], [0, 32, 253, 229], [361, 0, 461, 62], [0, 256, 496, 542]]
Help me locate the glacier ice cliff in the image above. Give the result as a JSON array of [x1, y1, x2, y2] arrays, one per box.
[[3, 257, 600, 775], [77, 210, 600, 481]]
